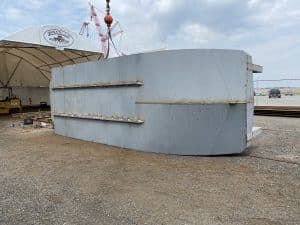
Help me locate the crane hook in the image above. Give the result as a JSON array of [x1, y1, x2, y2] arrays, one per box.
[[104, 0, 113, 29]]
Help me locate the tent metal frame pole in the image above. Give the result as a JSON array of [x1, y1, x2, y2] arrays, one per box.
[[40, 68, 51, 73], [5, 52, 50, 81], [5, 58, 22, 87], [37, 48, 64, 67], [58, 51, 77, 64], [68, 50, 90, 61], [0, 49, 10, 87], [38, 54, 97, 68], [16, 48, 52, 70]]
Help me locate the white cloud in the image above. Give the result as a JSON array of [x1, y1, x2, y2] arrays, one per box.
[[179, 23, 218, 44], [0, 0, 299, 81], [5, 7, 23, 20], [152, 0, 184, 14], [203, 0, 238, 5]]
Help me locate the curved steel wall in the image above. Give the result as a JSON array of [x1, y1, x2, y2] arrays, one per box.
[[50, 49, 261, 155]]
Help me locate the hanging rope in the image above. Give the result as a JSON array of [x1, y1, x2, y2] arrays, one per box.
[[104, 0, 113, 59]]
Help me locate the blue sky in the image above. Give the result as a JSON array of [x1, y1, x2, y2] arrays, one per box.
[[0, 0, 299, 86]]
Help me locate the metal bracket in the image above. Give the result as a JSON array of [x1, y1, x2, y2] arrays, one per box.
[[53, 112, 144, 124], [52, 80, 143, 90], [247, 63, 263, 73]]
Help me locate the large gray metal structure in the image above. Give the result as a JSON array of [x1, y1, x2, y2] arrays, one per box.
[[51, 49, 262, 155]]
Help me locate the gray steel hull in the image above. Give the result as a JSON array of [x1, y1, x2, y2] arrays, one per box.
[[50, 49, 261, 155]]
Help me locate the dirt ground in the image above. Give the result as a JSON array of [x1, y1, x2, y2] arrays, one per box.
[[0, 115, 299, 225]]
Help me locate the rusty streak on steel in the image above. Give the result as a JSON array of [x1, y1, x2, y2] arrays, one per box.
[[52, 80, 144, 90], [53, 112, 144, 124], [135, 99, 253, 105]]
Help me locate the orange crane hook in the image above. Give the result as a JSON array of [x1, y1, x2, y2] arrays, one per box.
[[104, 0, 113, 29]]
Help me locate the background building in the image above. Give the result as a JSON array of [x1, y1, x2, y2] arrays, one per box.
[[0, 25, 102, 106]]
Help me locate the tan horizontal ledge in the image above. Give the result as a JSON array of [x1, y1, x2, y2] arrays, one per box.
[[136, 100, 253, 105], [53, 112, 144, 124], [247, 63, 263, 73], [52, 80, 143, 90]]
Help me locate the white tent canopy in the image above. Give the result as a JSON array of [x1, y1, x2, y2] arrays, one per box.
[[0, 25, 102, 88]]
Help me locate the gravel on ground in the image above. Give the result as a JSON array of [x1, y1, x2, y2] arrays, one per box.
[[0, 115, 299, 225]]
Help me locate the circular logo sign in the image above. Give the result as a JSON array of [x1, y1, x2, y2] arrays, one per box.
[[43, 28, 74, 47]]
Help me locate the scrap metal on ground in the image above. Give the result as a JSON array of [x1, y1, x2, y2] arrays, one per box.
[[12, 111, 52, 124]]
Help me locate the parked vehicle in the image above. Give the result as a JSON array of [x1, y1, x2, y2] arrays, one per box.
[[0, 87, 22, 114], [269, 88, 281, 98], [285, 90, 294, 96]]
